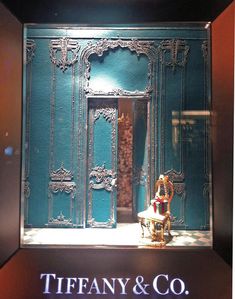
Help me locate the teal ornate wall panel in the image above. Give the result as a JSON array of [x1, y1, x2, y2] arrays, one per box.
[[156, 39, 189, 228], [47, 38, 79, 227], [23, 39, 36, 226], [23, 26, 211, 229], [183, 39, 210, 229], [89, 48, 149, 93], [155, 37, 210, 229], [87, 99, 118, 227], [26, 38, 51, 226]]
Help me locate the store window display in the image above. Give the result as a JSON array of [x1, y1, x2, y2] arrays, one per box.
[[21, 24, 212, 247]]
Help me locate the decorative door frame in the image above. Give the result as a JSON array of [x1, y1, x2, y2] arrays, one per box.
[[78, 38, 157, 227]]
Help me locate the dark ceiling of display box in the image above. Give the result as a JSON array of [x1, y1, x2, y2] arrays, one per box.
[[1, 0, 234, 23]]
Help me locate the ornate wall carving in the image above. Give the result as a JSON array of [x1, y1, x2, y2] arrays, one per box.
[[202, 40, 208, 64], [47, 38, 79, 226], [49, 37, 80, 72], [81, 38, 157, 97], [158, 39, 190, 228], [89, 165, 116, 192], [26, 39, 36, 64], [49, 165, 76, 195], [158, 39, 189, 72], [24, 39, 36, 226]]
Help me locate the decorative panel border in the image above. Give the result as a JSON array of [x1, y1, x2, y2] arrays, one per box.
[[158, 39, 189, 228], [87, 100, 117, 228], [78, 38, 157, 227], [47, 38, 79, 227], [82, 38, 157, 97]]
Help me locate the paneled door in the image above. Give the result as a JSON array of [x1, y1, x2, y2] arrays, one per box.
[[87, 99, 118, 228]]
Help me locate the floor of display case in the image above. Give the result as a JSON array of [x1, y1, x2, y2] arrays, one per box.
[[22, 224, 212, 247]]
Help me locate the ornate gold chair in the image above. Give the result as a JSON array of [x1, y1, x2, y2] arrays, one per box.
[[138, 174, 174, 246]]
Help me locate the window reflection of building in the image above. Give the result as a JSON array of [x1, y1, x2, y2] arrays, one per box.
[[172, 110, 210, 152]]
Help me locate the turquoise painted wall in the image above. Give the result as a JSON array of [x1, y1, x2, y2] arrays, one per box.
[[23, 25, 211, 229]]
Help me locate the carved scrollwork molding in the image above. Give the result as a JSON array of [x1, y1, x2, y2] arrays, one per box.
[[26, 39, 36, 64], [48, 212, 73, 227], [86, 38, 156, 58], [93, 106, 116, 123], [49, 165, 76, 195], [49, 37, 80, 72], [164, 169, 184, 182], [164, 169, 185, 195], [81, 38, 157, 97], [89, 164, 116, 192], [50, 165, 73, 181], [173, 183, 186, 195], [201, 40, 208, 64], [164, 169, 186, 227], [49, 182, 76, 194], [85, 86, 152, 97], [24, 181, 30, 199], [159, 39, 189, 71], [87, 217, 115, 228], [171, 215, 186, 226]]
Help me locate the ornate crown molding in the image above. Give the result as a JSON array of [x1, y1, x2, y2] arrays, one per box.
[[85, 38, 156, 59], [26, 39, 36, 64], [81, 38, 157, 97], [86, 86, 153, 97], [48, 212, 73, 227], [159, 39, 189, 71], [49, 37, 80, 72]]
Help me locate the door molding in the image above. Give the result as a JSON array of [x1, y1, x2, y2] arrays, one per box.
[[87, 99, 118, 228], [78, 38, 157, 227], [80, 38, 157, 97]]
